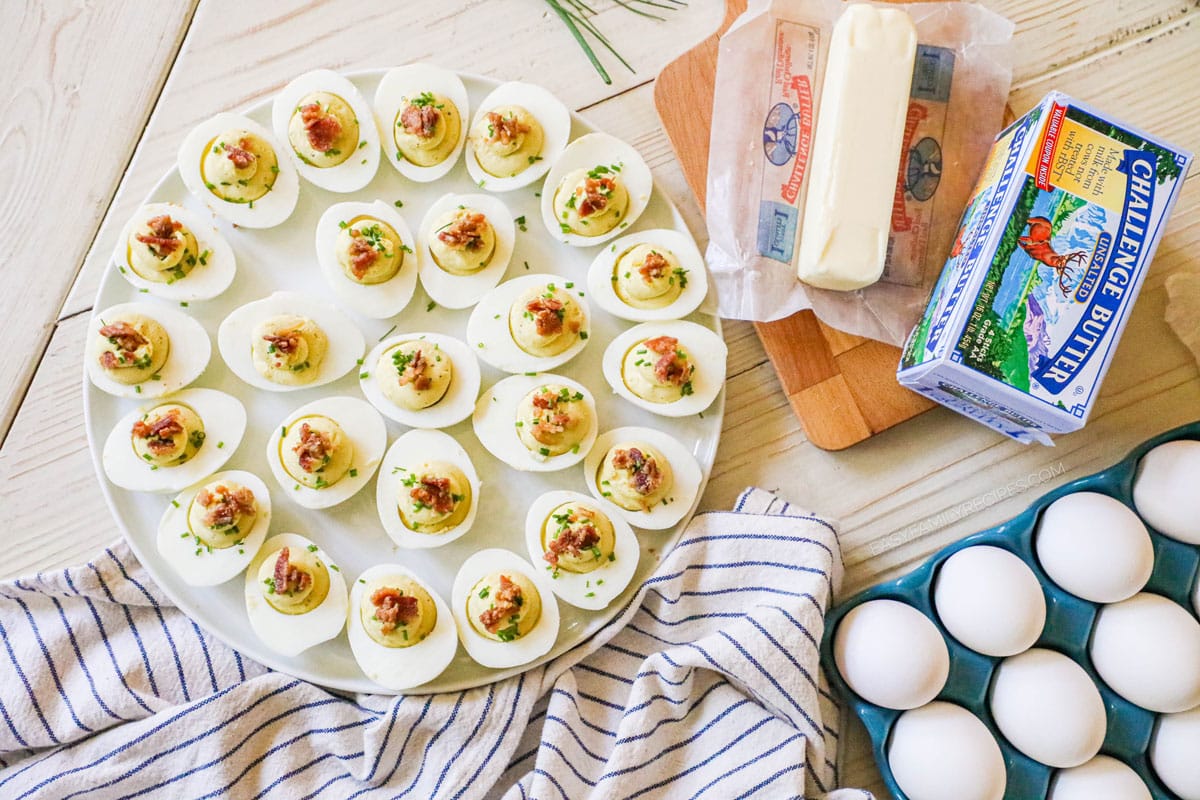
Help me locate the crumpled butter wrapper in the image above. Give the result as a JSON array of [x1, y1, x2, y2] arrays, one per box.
[[1166, 272, 1200, 367]]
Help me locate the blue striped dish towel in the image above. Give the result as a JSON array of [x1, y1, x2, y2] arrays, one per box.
[[0, 488, 870, 799]]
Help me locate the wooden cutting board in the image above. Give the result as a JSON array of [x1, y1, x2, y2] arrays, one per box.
[[654, 0, 935, 451]]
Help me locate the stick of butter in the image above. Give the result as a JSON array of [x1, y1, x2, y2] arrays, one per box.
[[796, 4, 917, 291]]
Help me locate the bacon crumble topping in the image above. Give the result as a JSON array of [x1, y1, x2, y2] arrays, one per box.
[[397, 348, 431, 391], [197, 484, 256, 529], [225, 138, 256, 170], [135, 215, 184, 257], [611, 447, 663, 496], [272, 547, 312, 596], [262, 329, 302, 355], [300, 103, 343, 153], [436, 211, 489, 251], [643, 335, 691, 387], [410, 475, 455, 514], [525, 296, 565, 337], [292, 423, 332, 473], [639, 250, 669, 282], [131, 409, 185, 455], [543, 514, 601, 567], [576, 176, 617, 218], [346, 229, 380, 277], [370, 587, 420, 634], [478, 575, 523, 634], [484, 111, 529, 145], [400, 103, 440, 138], [98, 322, 150, 370]]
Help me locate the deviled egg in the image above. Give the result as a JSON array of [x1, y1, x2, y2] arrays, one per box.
[[348, 564, 458, 690], [466, 274, 590, 373], [541, 132, 652, 247], [602, 320, 726, 417], [86, 303, 210, 399], [417, 193, 515, 309], [177, 111, 300, 228], [244, 533, 347, 657], [271, 69, 379, 193], [587, 229, 709, 321], [473, 374, 597, 473], [376, 429, 480, 549], [218, 291, 365, 391], [102, 388, 246, 493], [452, 548, 560, 669], [266, 396, 386, 510], [375, 64, 469, 183], [359, 332, 480, 428], [582, 426, 702, 530], [155, 470, 271, 586], [524, 490, 639, 610], [314, 201, 417, 319], [111, 203, 236, 301], [465, 81, 570, 192]]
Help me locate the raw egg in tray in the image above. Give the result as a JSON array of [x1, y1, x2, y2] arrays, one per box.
[[820, 421, 1200, 800]]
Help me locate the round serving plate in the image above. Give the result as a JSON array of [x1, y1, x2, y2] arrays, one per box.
[[83, 68, 723, 694]]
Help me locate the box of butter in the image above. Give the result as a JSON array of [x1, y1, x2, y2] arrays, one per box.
[[898, 92, 1192, 444]]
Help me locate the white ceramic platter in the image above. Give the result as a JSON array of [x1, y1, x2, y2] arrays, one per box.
[[84, 69, 722, 694]]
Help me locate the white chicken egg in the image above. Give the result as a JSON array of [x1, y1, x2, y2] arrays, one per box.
[[467, 274, 590, 374], [1151, 706, 1200, 800], [1036, 492, 1154, 603], [1133, 440, 1200, 544], [102, 387, 246, 494], [933, 545, 1046, 657], [524, 490, 639, 610], [243, 532, 347, 657], [271, 69, 379, 193], [347, 564, 459, 691], [374, 64, 469, 183], [833, 599, 949, 710], [111, 203, 236, 302], [177, 111, 299, 228], [581, 426, 702, 531], [540, 132, 653, 247], [989, 647, 1106, 768], [472, 373, 597, 473], [218, 291, 365, 392], [465, 81, 570, 192], [155, 470, 271, 586], [359, 332, 480, 428], [1048, 755, 1151, 800], [376, 429, 480, 549], [451, 548, 561, 669], [586, 229, 709, 322], [314, 200, 418, 319], [416, 192, 515, 309], [601, 320, 727, 418], [887, 702, 1006, 800], [266, 396, 387, 510], [86, 302, 211, 399], [1090, 592, 1200, 713]]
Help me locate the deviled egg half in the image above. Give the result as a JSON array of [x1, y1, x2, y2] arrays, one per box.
[[452, 548, 560, 669], [524, 490, 639, 611], [348, 564, 458, 691], [87, 303, 210, 399], [541, 132, 653, 247], [465, 81, 570, 192], [588, 229, 708, 322], [377, 429, 480, 549], [466, 274, 590, 373], [112, 203, 236, 301], [375, 64, 469, 183], [582, 426, 703, 530], [360, 332, 480, 428], [602, 320, 726, 417], [271, 69, 379, 193], [244, 533, 347, 657], [473, 374, 597, 473], [218, 291, 365, 391], [155, 470, 271, 586], [417, 193, 515, 309], [102, 388, 246, 494], [315, 201, 417, 319], [177, 111, 300, 228], [266, 396, 386, 510]]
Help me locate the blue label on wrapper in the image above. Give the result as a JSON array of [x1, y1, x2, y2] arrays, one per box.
[[757, 201, 799, 263]]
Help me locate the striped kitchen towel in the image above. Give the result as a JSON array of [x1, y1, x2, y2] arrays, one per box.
[[0, 488, 869, 799]]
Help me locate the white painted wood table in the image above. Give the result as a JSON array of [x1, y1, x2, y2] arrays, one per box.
[[2, 1, 1197, 796]]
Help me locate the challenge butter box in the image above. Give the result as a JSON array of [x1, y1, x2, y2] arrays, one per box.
[[898, 92, 1192, 445]]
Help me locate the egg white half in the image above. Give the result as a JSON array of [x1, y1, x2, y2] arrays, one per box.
[[177, 111, 300, 228], [376, 429, 481, 550], [102, 388, 246, 494], [244, 532, 348, 657], [524, 490, 640, 611], [472, 373, 598, 473], [359, 332, 481, 428], [466, 273, 591, 373], [586, 229, 709, 322], [111, 203, 237, 302], [347, 564, 459, 690], [540, 132, 653, 247], [465, 82, 570, 192], [451, 548, 561, 669], [416, 192, 516, 309], [265, 396, 387, 510], [601, 320, 726, 418], [87, 302, 211, 399], [155, 469, 271, 586], [374, 64, 470, 183], [314, 201, 418, 319], [581, 426, 703, 530]]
